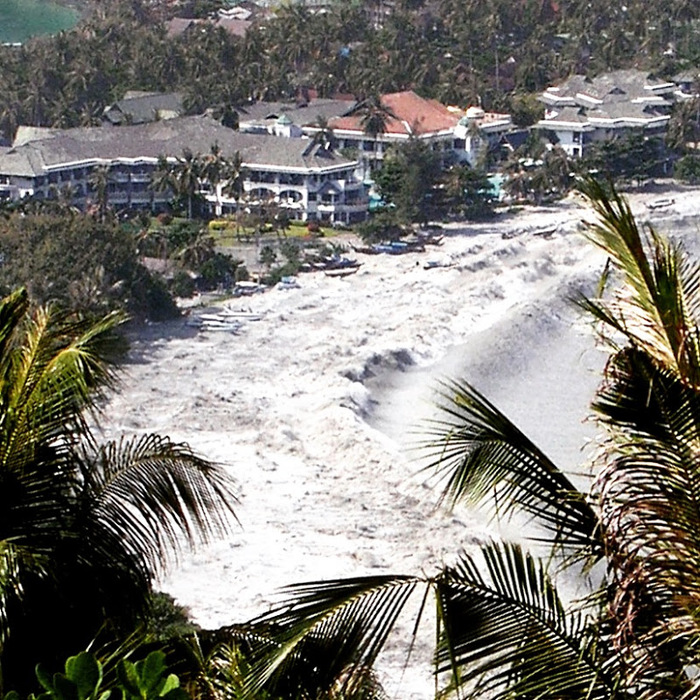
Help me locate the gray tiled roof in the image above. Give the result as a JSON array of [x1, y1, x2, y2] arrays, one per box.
[[238, 98, 355, 127], [0, 116, 357, 177], [587, 101, 668, 121], [103, 92, 184, 125]]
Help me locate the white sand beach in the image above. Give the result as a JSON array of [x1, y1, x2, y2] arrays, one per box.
[[97, 184, 700, 699]]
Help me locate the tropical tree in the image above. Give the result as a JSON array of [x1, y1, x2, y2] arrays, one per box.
[[170, 149, 204, 220], [87, 163, 113, 222], [201, 143, 228, 217], [353, 94, 398, 172], [237, 179, 700, 700], [0, 288, 238, 693]]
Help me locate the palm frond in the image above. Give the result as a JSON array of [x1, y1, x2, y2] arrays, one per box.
[[577, 178, 700, 388], [241, 575, 423, 699], [418, 378, 599, 551], [435, 542, 619, 699], [74, 434, 238, 580]]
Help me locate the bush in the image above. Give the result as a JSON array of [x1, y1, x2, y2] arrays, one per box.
[[169, 271, 196, 298]]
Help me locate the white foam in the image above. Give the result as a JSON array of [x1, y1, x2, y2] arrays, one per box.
[[98, 185, 700, 700]]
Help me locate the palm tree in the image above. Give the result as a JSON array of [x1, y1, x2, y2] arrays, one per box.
[[309, 115, 336, 151], [87, 163, 113, 222], [353, 93, 397, 172], [0, 288, 238, 693], [201, 143, 228, 217], [170, 149, 204, 221], [238, 179, 700, 700]]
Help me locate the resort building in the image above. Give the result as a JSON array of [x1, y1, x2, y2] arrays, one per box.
[[323, 91, 464, 172], [0, 115, 367, 224], [536, 69, 675, 157], [0, 90, 519, 220]]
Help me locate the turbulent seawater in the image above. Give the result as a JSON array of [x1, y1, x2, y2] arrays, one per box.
[[0, 0, 79, 43]]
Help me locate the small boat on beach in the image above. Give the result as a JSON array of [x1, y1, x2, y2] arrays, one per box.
[[324, 266, 359, 278], [221, 305, 264, 321], [647, 197, 675, 210], [277, 276, 300, 289], [188, 313, 243, 333]]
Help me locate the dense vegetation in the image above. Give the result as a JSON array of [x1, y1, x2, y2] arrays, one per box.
[[0, 288, 238, 693], [1, 0, 699, 141], [0, 206, 180, 319]]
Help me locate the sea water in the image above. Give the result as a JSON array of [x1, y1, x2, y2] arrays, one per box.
[[0, 0, 79, 43]]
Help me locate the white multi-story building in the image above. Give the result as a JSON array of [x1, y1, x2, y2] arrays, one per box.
[[536, 69, 675, 157], [0, 115, 368, 224]]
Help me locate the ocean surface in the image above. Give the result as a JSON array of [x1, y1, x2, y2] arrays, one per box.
[[0, 0, 79, 43]]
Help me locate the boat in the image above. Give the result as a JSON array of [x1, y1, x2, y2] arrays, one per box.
[[188, 314, 243, 333], [277, 276, 300, 289], [221, 305, 264, 321], [324, 266, 359, 278], [647, 197, 675, 210], [233, 281, 265, 296], [532, 225, 556, 238]]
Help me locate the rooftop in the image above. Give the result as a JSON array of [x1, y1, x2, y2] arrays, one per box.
[[329, 91, 460, 136], [0, 116, 358, 177]]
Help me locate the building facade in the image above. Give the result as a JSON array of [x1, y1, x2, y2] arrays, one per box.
[[0, 116, 367, 224]]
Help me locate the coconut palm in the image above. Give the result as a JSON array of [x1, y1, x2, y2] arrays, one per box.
[[0, 288, 238, 693], [353, 94, 398, 172], [238, 179, 700, 700], [171, 149, 204, 221], [88, 163, 113, 222]]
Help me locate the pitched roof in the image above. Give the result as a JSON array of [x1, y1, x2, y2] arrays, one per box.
[[102, 92, 184, 126], [238, 98, 355, 128], [328, 91, 460, 136], [0, 116, 358, 176]]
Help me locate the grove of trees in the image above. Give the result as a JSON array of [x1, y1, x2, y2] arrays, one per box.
[[2, 0, 700, 142]]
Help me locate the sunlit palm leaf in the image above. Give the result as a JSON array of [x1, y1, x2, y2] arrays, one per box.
[[435, 542, 619, 699], [242, 575, 423, 699], [578, 177, 700, 388], [74, 434, 239, 581], [419, 379, 599, 550]]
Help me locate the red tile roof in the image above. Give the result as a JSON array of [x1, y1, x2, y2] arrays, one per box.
[[330, 91, 460, 136]]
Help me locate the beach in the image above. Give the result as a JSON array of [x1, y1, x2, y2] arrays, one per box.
[[97, 184, 700, 698]]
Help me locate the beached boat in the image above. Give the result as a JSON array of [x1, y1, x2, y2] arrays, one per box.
[[324, 267, 359, 278], [277, 276, 300, 289], [221, 306, 264, 321], [188, 313, 243, 333], [233, 281, 265, 296], [647, 197, 675, 210]]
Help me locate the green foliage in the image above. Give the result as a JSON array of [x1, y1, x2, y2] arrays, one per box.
[[259, 245, 277, 269], [374, 140, 441, 224], [0, 208, 178, 321], [582, 132, 666, 186], [5, 650, 189, 700], [0, 290, 237, 693], [356, 209, 407, 244], [439, 165, 496, 220], [197, 253, 239, 291], [116, 652, 187, 700], [143, 593, 199, 644], [674, 154, 700, 184], [168, 271, 196, 299]]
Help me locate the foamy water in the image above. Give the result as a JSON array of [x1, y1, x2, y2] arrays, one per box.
[[98, 185, 700, 699]]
